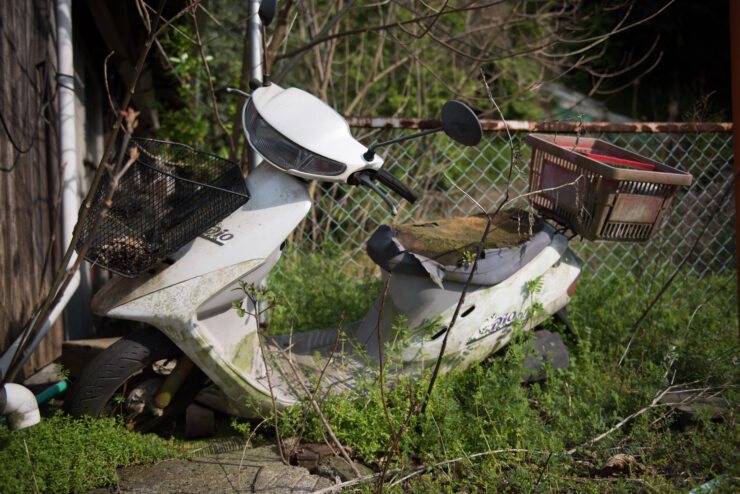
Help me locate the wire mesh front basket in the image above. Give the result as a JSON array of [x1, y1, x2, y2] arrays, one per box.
[[77, 138, 249, 277]]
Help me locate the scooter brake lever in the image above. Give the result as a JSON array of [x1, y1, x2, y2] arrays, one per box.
[[355, 173, 398, 216], [226, 87, 250, 98]]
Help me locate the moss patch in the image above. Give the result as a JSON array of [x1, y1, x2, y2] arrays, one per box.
[[394, 208, 543, 265]]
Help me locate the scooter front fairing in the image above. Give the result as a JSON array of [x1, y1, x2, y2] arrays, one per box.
[[90, 163, 313, 416]]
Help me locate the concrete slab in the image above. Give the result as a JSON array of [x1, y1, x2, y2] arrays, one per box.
[[23, 362, 65, 388], [83, 444, 334, 493]]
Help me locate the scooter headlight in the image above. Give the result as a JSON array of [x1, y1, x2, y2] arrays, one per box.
[[244, 100, 347, 177]]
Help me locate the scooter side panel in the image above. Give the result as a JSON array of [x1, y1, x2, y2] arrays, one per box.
[[380, 235, 581, 371], [104, 259, 263, 333], [443, 248, 581, 369]]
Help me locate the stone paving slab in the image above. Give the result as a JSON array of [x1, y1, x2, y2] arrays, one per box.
[[84, 445, 334, 493]]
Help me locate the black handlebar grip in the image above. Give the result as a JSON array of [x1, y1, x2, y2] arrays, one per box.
[[375, 169, 419, 203]]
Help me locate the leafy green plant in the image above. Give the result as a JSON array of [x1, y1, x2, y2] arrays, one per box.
[[460, 249, 476, 265], [0, 412, 178, 493], [231, 280, 276, 320], [510, 274, 548, 334], [266, 244, 382, 335], [270, 253, 738, 492], [54, 364, 70, 381], [155, 20, 238, 156]]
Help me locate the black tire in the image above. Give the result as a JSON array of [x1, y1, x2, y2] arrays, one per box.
[[65, 328, 205, 432]]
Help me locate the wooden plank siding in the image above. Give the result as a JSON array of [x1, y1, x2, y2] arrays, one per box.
[[0, 0, 64, 379]]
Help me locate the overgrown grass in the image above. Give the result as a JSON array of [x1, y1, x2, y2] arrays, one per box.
[[4, 249, 736, 493], [267, 243, 382, 334], [0, 412, 179, 493], [273, 258, 739, 492]]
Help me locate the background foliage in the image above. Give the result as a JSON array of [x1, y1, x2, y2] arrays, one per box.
[[150, 1, 725, 154]]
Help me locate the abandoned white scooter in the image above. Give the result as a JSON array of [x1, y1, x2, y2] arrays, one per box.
[[64, 81, 582, 431]]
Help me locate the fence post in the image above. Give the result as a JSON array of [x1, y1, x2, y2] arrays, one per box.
[[729, 0, 740, 341], [247, 0, 263, 173]]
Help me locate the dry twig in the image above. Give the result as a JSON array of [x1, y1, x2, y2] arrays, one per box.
[[23, 439, 39, 494], [3, 0, 171, 383], [261, 332, 361, 477]]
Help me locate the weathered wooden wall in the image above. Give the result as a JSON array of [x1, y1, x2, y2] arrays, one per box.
[[0, 0, 63, 379]]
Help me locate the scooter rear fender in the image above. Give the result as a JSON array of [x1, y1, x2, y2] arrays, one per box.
[[353, 233, 582, 373]]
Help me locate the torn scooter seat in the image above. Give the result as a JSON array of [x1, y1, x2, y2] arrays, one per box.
[[366, 208, 554, 287]]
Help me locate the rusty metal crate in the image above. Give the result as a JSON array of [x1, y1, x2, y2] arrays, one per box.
[[525, 134, 693, 241]]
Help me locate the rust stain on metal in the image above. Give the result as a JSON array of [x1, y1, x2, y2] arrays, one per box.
[[345, 117, 733, 134], [347, 116, 442, 129]]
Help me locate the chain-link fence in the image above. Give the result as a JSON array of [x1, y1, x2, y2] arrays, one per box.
[[288, 128, 735, 287]]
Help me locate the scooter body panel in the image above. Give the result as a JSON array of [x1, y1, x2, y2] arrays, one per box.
[[189, 232, 579, 418], [401, 241, 580, 372], [90, 164, 312, 416], [92, 163, 311, 316], [75, 85, 587, 421], [221, 233, 583, 418], [354, 234, 581, 373]]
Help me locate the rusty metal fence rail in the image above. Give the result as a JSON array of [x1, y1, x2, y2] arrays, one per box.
[[286, 123, 735, 287]]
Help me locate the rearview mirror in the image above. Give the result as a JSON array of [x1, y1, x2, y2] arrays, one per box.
[[362, 99, 482, 161], [259, 0, 278, 26], [441, 100, 482, 146]]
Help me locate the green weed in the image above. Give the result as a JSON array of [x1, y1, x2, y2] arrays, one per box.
[[266, 243, 382, 334], [0, 412, 178, 493], [18, 250, 734, 493], [273, 255, 738, 492]]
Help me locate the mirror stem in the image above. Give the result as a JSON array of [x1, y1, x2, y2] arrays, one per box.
[[248, 0, 263, 171], [261, 24, 272, 85], [226, 87, 250, 98], [363, 127, 442, 161]]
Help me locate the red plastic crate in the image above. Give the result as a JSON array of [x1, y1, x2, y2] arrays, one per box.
[[526, 134, 693, 242]]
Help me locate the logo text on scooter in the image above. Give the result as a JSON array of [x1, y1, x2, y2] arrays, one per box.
[[200, 225, 234, 246], [468, 310, 524, 345]]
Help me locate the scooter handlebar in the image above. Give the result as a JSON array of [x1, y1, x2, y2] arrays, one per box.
[[375, 169, 419, 203]]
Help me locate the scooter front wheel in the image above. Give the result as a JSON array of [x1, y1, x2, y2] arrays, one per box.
[[64, 328, 205, 433]]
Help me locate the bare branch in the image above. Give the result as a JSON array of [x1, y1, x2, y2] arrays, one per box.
[[261, 332, 361, 477], [274, 1, 507, 62], [189, 2, 236, 157], [565, 381, 733, 454], [103, 52, 118, 114]]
